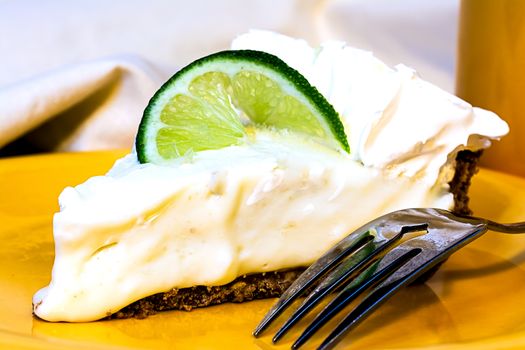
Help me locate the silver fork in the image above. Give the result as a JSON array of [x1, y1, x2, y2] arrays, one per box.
[[253, 208, 525, 350]]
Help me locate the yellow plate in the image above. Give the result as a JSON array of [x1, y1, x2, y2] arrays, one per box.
[[1, 151, 525, 350]]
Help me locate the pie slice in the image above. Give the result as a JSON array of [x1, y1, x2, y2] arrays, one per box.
[[32, 31, 508, 322]]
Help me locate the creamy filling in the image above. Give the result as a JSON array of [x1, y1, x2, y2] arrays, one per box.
[[33, 31, 508, 322], [34, 136, 454, 322]]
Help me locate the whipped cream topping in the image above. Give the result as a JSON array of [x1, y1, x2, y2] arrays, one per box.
[[33, 31, 508, 322], [232, 30, 508, 183]]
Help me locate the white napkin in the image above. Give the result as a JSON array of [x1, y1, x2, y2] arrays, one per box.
[[0, 0, 459, 152]]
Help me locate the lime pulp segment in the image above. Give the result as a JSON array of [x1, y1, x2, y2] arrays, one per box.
[[136, 50, 349, 164]]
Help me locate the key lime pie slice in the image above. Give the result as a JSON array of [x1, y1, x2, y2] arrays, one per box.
[[33, 31, 508, 322]]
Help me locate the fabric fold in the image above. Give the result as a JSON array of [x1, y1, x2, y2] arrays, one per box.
[[0, 56, 164, 151]]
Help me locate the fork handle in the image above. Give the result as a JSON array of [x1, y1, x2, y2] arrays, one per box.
[[484, 219, 525, 234]]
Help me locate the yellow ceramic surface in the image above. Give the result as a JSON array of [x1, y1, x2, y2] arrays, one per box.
[[1, 151, 525, 350]]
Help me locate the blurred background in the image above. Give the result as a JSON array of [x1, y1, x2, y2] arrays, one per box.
[[0, 0, 460, 155]]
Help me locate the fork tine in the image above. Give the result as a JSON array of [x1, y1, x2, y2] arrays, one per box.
[[292, 248, 422, 349], [253, 230, 374, 336], [272, 223, 427, 343], [316, 225, 488, 350], [316, 276, 418, 350], [272, 240, 376, 343]]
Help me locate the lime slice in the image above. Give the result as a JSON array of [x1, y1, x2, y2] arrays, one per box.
[[136, 50, 349, 164]]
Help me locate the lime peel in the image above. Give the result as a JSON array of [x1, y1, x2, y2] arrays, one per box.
[[136, 50, 349, 164]]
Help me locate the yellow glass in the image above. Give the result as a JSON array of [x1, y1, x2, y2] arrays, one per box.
[[456, 0, 525, 177], [2, 151, 525, 349]]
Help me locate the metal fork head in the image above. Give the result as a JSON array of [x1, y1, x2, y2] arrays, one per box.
[[253, 208, 525, 350]]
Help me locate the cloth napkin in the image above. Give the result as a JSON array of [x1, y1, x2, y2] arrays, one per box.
[[0, 0, 459, 154]]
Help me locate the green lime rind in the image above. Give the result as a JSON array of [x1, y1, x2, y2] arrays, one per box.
[[136, 50, 349, 164]]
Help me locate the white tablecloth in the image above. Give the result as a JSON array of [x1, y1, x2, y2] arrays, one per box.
[[0, 0, 459, 152]]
